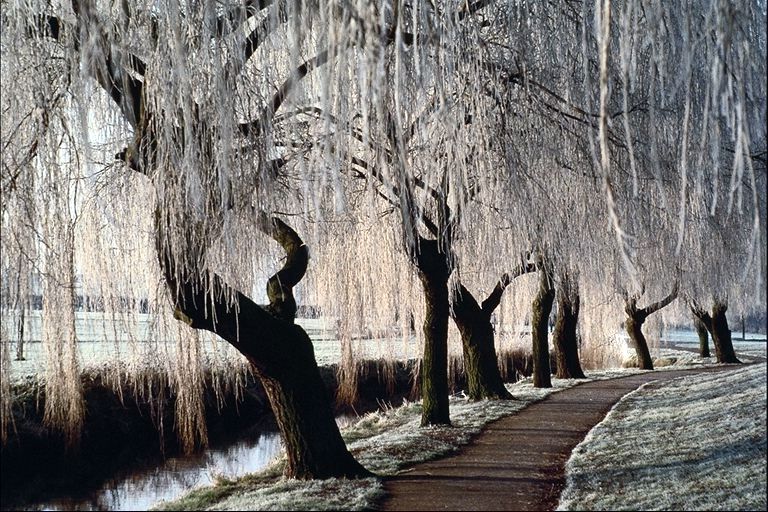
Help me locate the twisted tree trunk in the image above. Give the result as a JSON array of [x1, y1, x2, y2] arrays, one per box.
[[415, 238, 451, 426], [531, 267, 554, 388], [158, 214, 370, 479], [450, 263, 535, 400], [552, 274, 585, 379]]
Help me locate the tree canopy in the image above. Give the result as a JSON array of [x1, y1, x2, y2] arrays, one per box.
[[1, 0, 765, 459]]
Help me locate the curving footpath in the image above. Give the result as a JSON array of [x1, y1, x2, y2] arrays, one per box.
[[377, 366, 741, 511]]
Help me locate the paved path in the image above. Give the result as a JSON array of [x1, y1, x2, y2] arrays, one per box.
[[377, 366, 741, 511]]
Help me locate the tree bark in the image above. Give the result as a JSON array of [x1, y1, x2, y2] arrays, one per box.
[[693, 316, 710, 358], [415, 238, 451, 426], [625, 315, 654, 370], [531, 268, 554, 388], [710, 302, 740, 364], [451, 285, 512, 400], [158, 215, 370, 479], [690, 300, 741, 364], [623, 283, 678, 371], [552, 277, 585, 379]]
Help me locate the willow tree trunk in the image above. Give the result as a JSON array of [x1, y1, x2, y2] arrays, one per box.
[[694, 317, 710, 358], [623, 284, 678, 371], [253, 324, 369, 478], [531, 270, 554, 388], [552, 287, 585, 379], [159, 217, 370, 479], [16, 309, 26, 361], [415, 239, 451, 426], [451, 286, 512, 400], [710, 303, 740, 364], [625, 316, 654, 370], [210, 303, 369, 478]]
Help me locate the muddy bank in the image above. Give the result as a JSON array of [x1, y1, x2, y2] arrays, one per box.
[[1, 350, 540, 510]]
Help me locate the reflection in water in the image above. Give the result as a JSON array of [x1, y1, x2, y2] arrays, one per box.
[[35, 432, 283, 511], [29, 416, 355, 511]]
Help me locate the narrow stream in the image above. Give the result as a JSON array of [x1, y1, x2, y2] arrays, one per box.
[[31, 431, 283, 511], [23, 415, 357, 511]]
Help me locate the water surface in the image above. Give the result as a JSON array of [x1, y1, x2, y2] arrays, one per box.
[[33, 431, 283, 511]]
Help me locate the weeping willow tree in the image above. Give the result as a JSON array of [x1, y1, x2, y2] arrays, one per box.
[[485, 0, 765, 381], [592, 0, 767, 365], [1, 0, 379, 478], [262, 0, 765, 405], [1, 0, 765, 478]]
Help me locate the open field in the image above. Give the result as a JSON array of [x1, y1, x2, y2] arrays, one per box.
[[1, 313, 420, 380]]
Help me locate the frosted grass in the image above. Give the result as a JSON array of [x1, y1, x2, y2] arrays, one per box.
[[557, 364, 767, 511], [154, 368, 643, 511], [155, 353, 764, 511]]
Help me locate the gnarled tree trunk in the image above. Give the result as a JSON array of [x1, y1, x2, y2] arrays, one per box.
[[450, 263, 535, 400], [451, 286, 512, 400], [552, 274, 585, 379], [159, 215, 370, 479], [623, 283, 678, 371], [693, 316, 710, 358], [531, 266, 554, 388], [710, 302, 740, 363], [415, 238, 451, 426]]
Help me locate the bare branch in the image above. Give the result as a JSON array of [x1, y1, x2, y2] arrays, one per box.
[[481, 260, 537, 314], [641, 281, 679, 316]]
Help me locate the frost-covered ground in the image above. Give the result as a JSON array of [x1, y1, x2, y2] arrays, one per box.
[[154, 339, 766, 511], [2, 315, 420, 380], [557, 363, 767, 511], [153, 368, 641, 511]]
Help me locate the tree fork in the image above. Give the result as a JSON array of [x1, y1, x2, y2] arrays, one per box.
[[452, 285, 512, 400], [450, 261, 536, 400], [623, 283, 678, 371]]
